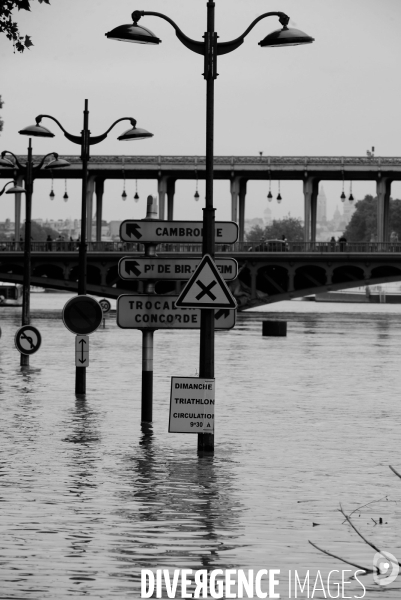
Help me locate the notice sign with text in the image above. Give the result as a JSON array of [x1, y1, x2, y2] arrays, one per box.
[[169, 377, 215, 434]]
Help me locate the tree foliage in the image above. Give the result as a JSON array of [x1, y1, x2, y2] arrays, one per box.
[[246, 217, 304, 242], [0, 0, 50, 52], [20, 221, 58, 241], [344, 195, 401, 241]]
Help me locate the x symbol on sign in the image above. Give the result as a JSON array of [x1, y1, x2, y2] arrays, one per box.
[[196, 279, 217, 301]]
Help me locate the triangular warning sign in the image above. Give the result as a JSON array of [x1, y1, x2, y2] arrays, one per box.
[[175, 254, 237, 309]]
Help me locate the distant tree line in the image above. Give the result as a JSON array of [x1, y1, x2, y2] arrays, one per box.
[[343, 195, 401, 241], [246, 217, 304, 242]]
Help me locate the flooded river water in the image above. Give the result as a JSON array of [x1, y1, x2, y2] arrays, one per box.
[[1, 294, 401, 599]]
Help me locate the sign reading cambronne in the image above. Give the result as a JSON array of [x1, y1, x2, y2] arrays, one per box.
[[169, 377, 215, 434], [120, 220, 238, 244]]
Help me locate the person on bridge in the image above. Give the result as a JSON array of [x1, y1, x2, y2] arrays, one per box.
[[338, 235, 347, 252], [46, 235, 52, 251], [330, 236, 336, 251]]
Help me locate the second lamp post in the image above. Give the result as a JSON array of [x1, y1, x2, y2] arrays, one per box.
[[20, 100, 153, 390]]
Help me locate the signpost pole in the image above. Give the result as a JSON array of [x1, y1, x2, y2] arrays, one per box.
[[198, 0, 216, 453], [141, 196, 158, 425]]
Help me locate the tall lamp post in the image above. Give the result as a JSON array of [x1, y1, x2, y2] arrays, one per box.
[[106, 3, 314, 452], [0, 144, 69, 367], [20, 100, 153, 391]]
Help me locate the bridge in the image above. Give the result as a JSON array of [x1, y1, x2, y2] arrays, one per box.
[[0, 241, 400, 309], [1, 154, 401, 245]]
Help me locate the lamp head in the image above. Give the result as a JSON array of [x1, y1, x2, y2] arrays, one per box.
[[0, 181, 26, 196], [6, 185, 26, 194], [106, 11, 161, 44], [19, 118, 55, 138], [118, 119, 153, 141], [45, 155, 71, 169], [0, 156, 14, 168], [259, 26, 315, 47]]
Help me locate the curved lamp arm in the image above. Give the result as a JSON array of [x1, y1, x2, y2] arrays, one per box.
[[35, 115, 82, 145], [135, 11, 204, 55], [1, 150, 24, 170], [33, 152, 60, 172], [134, 10, 289, 56], [216, 12, 289, 55], [35, 115, 139, 146], [90, 117, 138, 145], [0, 181, 15, 196]]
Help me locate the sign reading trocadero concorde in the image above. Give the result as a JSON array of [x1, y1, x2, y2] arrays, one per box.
[[120, 220, 238, 244], [116, 295, 235, 330]]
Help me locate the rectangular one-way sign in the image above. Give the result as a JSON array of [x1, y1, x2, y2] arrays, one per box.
[[118, 257, 238, 281], [117, 295, 235, 329], [120, 220, 238, 244]]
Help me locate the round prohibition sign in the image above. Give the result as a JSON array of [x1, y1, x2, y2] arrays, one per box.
[[99, 298, 111, 314], [62, 296, 103, 335], [15, 325, 42, 355]]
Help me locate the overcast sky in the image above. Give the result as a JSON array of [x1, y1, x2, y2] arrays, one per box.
[[1, 0, 401, 226]]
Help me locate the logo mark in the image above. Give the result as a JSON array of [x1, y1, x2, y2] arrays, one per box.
[[373, 551, 399, 586]]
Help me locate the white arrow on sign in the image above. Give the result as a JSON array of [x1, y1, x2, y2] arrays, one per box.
[[118, 257, 238, 281], [75, 335, 89, 367], [119, 220, 238, 244], [175, 254, 237, 309]]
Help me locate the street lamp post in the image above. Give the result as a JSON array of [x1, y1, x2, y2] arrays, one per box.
[[0, 144, 69, 367], [106, 2, 314, 452], [20, 100, 153, 391]]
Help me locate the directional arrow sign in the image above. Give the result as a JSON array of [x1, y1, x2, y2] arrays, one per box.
[[120, 220, 238, 244], [75, 335, 89, 367], [15, 325, 42, 356], [118, 257, 238, 281], [117, 295, 236, 329], [175, 254, 237, 309]]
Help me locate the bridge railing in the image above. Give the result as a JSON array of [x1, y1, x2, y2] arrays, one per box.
[[1, 240, 401, 253]]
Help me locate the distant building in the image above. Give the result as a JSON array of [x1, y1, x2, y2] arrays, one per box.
[[317, 185, 327, 223], [244, 217, 264, 235], [263, 205, 273, 226], [343, 197, 356, 225]]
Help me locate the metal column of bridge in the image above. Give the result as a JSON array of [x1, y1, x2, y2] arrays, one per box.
[[86, 176, 95, 243], [167, 178, 176, 220], [377, 178, 392, 243], [14, 174, 23, 242], [95, 178, 104, 242], [303, 177, 319, 243]]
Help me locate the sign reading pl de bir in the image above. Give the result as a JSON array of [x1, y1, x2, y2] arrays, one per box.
[[169, 377, 215, 434], [117, 295, 235, 329], [118, 257, 238, 281], [120, 220, 238, 244]]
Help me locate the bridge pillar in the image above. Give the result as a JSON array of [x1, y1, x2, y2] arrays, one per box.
[[167, 178, 176, 220], [377, 178, 392, 243], [86, 176, 95, 243], [250, 265, 258, 300], [14, 173, 23, 242], [239, 179, 247, 243], [158, 177, 168, 220], [303, 177, 319, 243], [230, 177, 240, 225], [95, 178, 104, 242]]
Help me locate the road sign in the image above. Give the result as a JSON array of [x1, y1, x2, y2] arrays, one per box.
[[120, 220, 238, 244], [62, 296, 103, 335], [99, 298, 111, 314], [118, 257, 238, 281], [117, 295, 236, 329], [175, 254, 237, 309], [75, 335, 89, 367], [15, 325, 42, 355], [169, 377, 215, 434]]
